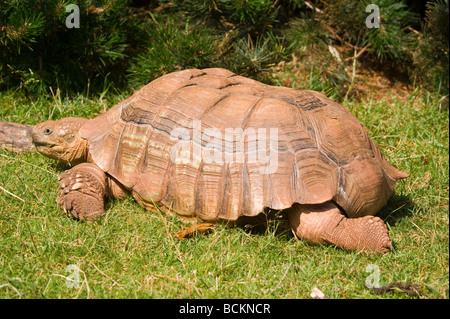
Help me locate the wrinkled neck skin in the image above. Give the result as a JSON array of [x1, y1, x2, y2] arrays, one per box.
[[32, 117, 90, 166], [58, 136, 90, 165]]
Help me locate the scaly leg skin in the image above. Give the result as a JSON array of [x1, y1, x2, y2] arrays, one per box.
[[57, 163, 108, 221], [288, 202, 392, 253]]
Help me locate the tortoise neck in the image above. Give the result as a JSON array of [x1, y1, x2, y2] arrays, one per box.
[[64, 137, 90, 166]]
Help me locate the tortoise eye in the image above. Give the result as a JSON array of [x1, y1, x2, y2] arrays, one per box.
[[43, 128, 52, 135]]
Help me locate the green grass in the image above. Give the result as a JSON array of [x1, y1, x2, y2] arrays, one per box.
[[0, 88, 448, 299]]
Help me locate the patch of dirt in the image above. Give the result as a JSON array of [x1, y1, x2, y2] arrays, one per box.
[[273, 46, 416, 103], [352, 56, 414, 102]]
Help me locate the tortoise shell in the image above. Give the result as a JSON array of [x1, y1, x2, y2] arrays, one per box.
[[79, 68, 407, 222]]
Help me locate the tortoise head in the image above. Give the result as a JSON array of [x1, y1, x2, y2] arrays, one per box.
[[32, 117, 90, 165]]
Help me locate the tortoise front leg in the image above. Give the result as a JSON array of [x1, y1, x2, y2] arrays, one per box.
[[57, 163, 108, 221], [287, 202, 392, 253]]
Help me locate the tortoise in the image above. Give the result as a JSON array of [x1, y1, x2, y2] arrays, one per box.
[[25, 68, 407, 253]]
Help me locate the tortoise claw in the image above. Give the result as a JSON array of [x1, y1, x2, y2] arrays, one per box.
[[56, 163, 106, 221]]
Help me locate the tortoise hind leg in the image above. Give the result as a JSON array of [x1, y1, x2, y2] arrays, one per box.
[[287, 202, 392, 253], [57, 163, 108, 221]]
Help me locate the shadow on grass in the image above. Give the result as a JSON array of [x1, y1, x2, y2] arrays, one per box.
[[54, 161, 72, 173], [232, 209, 293, 240], [378, 193, 417, 227], [230, 193, 417, 243]]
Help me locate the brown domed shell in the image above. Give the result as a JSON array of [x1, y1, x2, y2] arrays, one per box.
[[79, 68, 407, 222]]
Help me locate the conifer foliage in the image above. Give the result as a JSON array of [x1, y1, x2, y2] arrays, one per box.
[[0, 0, 448, 96], [414, 0, 449, 94], [0, 0, 143, 92]]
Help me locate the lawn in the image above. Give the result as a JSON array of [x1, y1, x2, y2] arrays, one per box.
[[0, 86, 448, 299]]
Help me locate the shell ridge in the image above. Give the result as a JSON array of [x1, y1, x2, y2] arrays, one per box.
[[193, 158, 205, 217], [216, 163, 231, 219], [240, 161, 252, 215], [160, 151, 176, 207], [111, 123, 130, 187], [198, 93, 232, 122], [242, 98, 264, 130]]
